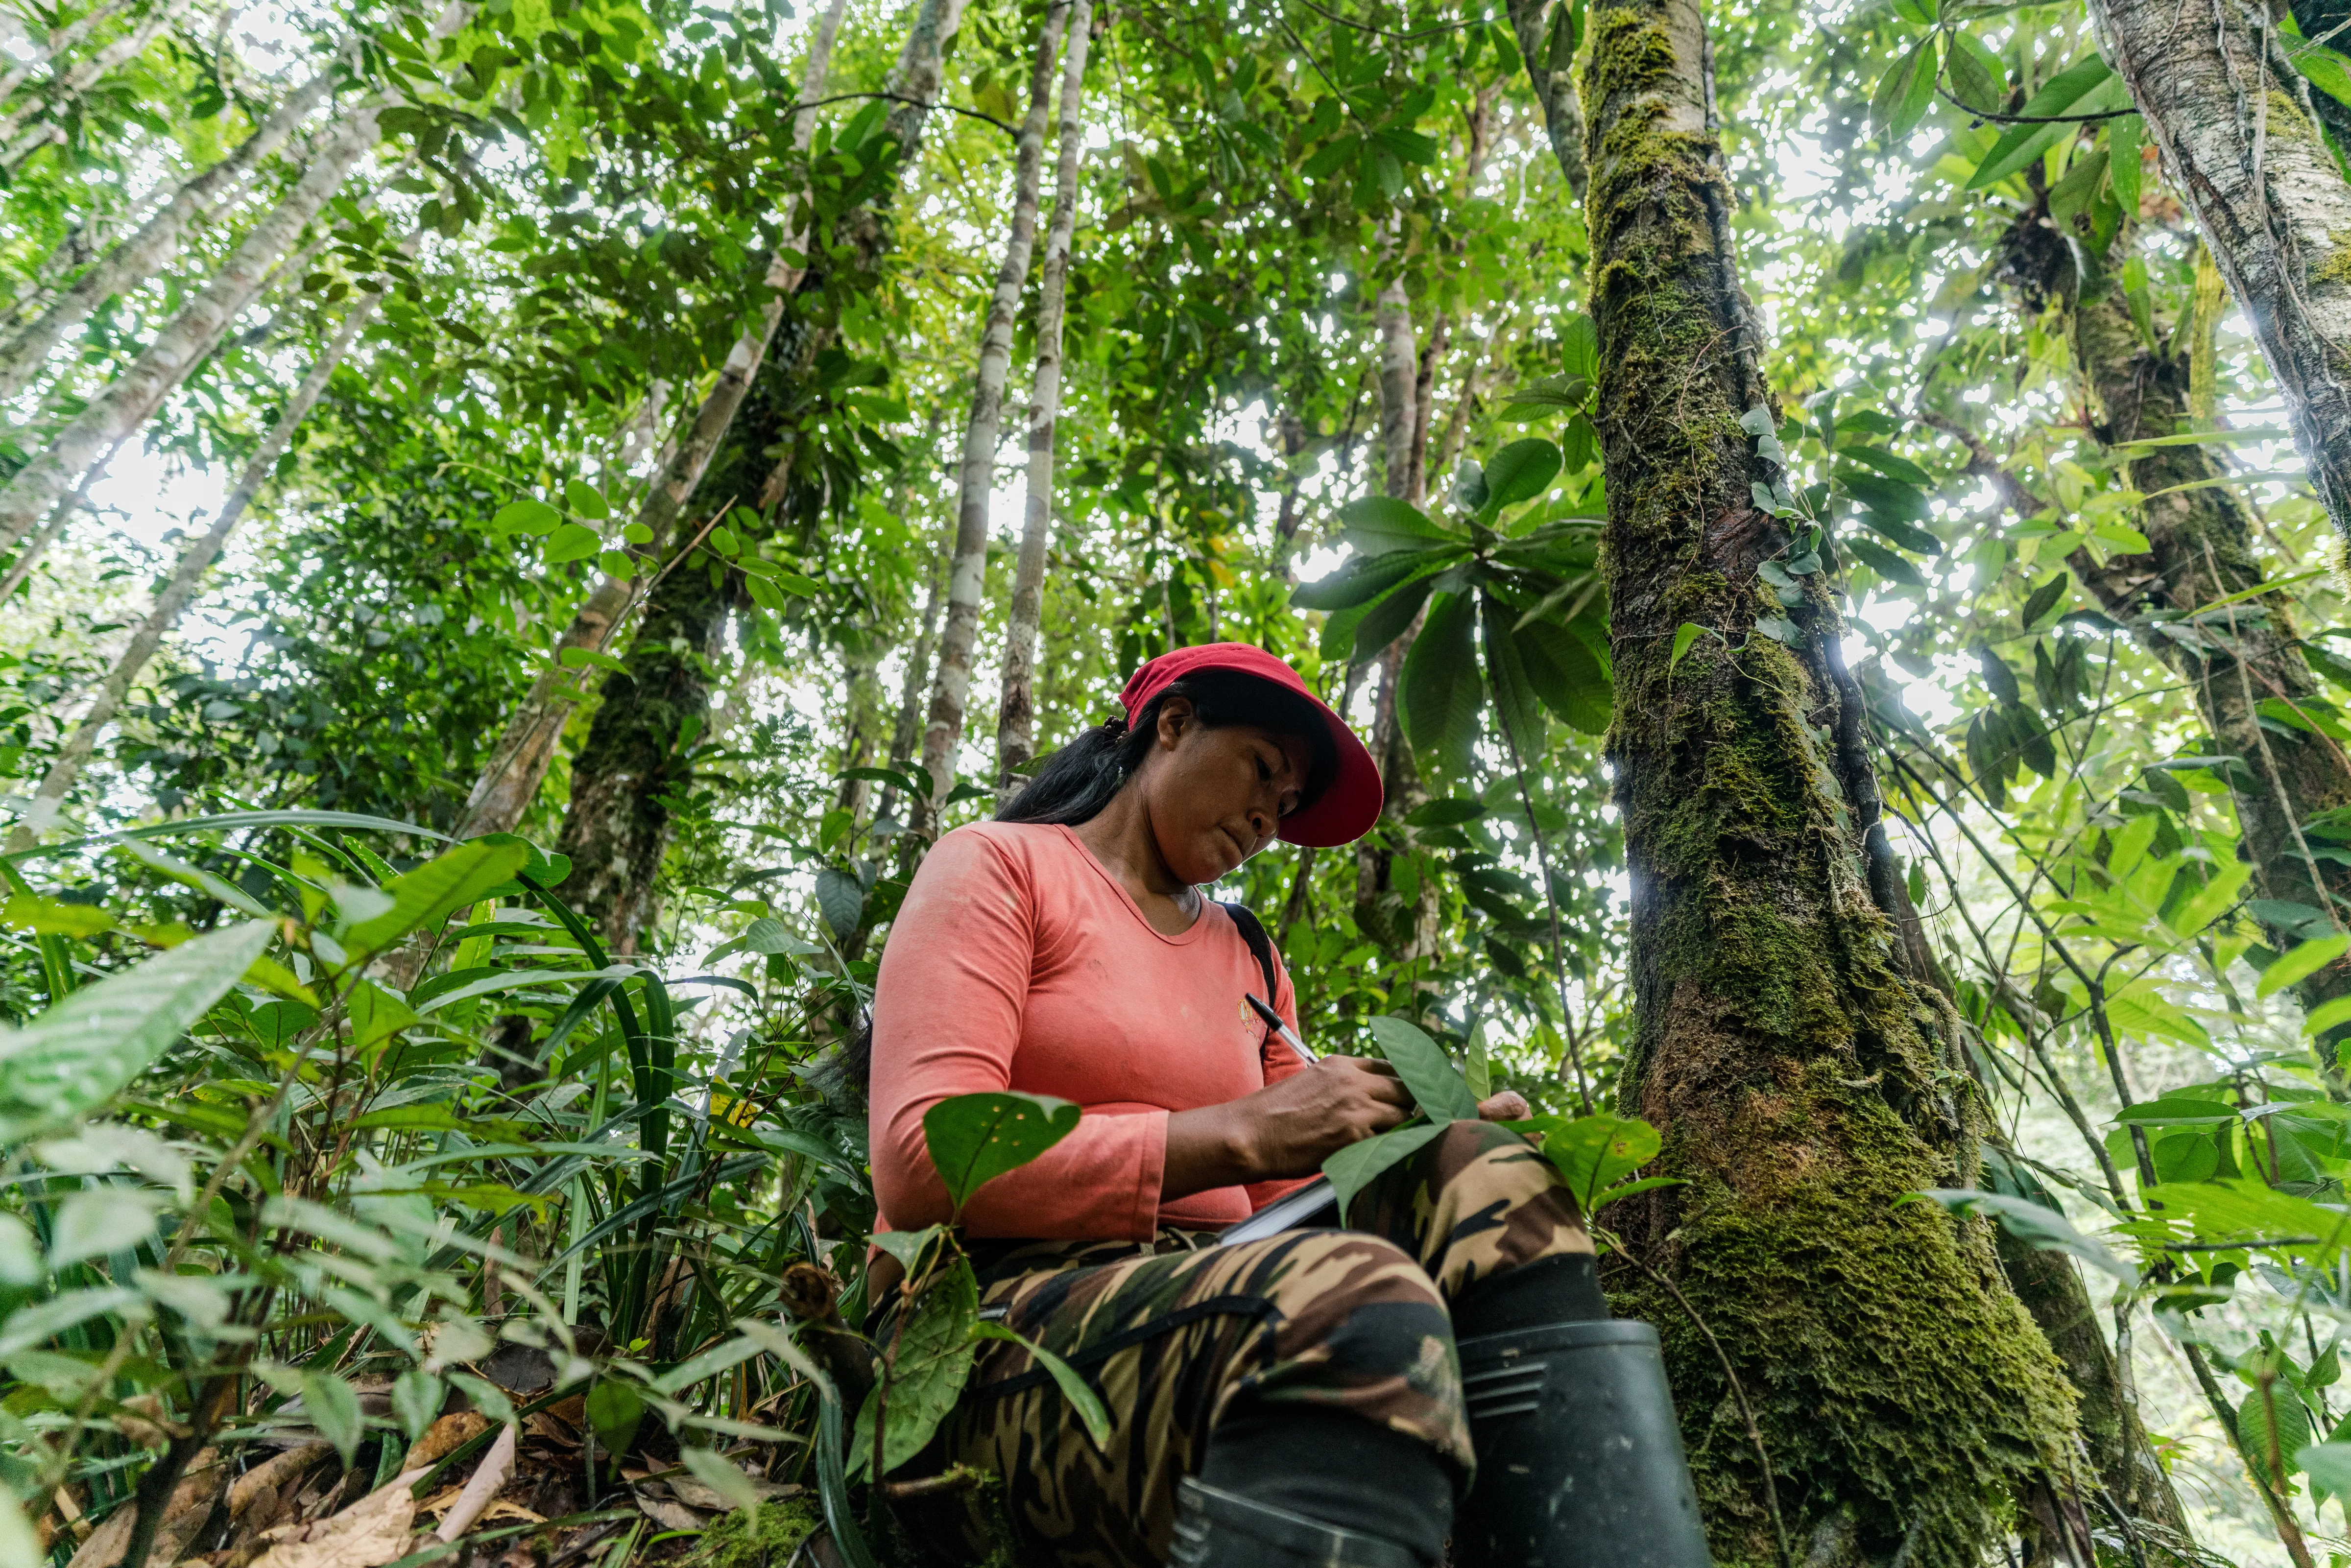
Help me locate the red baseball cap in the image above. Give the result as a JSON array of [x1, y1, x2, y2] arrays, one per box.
[[1117, 642, 1383, 847]]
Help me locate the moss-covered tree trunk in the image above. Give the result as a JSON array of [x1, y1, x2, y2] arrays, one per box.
[[1582, 0, 2082, 1560], [554, 0, 968, 949]]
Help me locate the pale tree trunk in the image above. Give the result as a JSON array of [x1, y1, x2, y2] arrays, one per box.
[[0, 52, 338, 402], [1583, 0, 2084, 1559], [878, 511, 952, 833], [448, 0, 849, 843], [0, 0, 136, 101], [1505, 0, 1588, 200], [917, 0, 1070, 832], [551, 0, 968, 950], [2091, 0, 2351, 546], [993, 0, 1091, 799], [0, 461, 108, 600], [0, 0, 200, 156], [0, 106, 378, 553], [4, 286, 385, 854]]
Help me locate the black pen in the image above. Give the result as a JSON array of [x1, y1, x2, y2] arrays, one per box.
[[1245, 992, 1319, 1063]]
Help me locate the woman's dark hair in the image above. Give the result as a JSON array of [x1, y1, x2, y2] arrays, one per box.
[[829, 668, 1337, 1093], [995, 668, 1339, 831]]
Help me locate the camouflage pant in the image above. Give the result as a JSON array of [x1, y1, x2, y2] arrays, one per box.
[[901, 1119, 1591, 1568]]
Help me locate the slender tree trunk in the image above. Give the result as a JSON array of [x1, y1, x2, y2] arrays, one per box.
[[994, 0, 1091, 799], [1582, 0, 2081, 1559], [1505, 0, 1589, 200], [918, 0, 1070, 831], [552, 0, 968, 950], [450, 0, 849, 843], [0, 0, 198, 151], [3, 289, 383, 853], [2091, 0, 2351, 546], [0, 51, 337, 402], [0, 106, 380, 553], [0, 0, 137, 102], [0, 460, 108, 601], [879, 510, 952, 832]]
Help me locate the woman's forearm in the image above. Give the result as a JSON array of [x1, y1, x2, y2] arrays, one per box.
[[1163, 1103, 1264, 1200]]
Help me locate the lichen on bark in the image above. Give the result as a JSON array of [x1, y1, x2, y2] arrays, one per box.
[[1581, 0, 2082, 1561]]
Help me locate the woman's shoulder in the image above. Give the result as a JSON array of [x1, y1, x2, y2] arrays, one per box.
[[921, 821, 1079, 882]]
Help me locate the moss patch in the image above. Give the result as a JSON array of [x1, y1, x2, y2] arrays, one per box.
[[689, 1497, 826, 1568]]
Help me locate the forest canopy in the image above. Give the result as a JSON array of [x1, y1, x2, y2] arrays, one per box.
[[5, 0, 2351, 1559]]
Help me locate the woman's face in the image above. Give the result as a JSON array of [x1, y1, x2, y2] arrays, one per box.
[[1138, 697, 1317, 885]]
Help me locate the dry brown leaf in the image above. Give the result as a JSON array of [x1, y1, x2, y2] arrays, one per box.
[[245, 1470, 429, 1568], [473, 1502, 544, 1528], [665, 1473, 796, 1513], [408, 1488, 464, 1522], [69, 1450, 231, 1568], [522, 1413, 578, 1447], [229, 1447, 334, 1521], [628, 1492, 706, 1535], [403, 1412, 488, 1474]]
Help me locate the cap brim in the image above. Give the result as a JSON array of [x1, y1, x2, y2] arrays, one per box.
[[1277, 700, 1384, 847]]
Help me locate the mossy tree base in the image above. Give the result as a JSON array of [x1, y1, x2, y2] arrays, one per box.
[[1580, 0, 2082, 1560]]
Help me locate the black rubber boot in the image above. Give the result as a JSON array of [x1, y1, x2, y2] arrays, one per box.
[[1189, 1404, 1453, 1566], [1168, 1478, 1426, 1568], [1450, 1256, 1711, 1568]]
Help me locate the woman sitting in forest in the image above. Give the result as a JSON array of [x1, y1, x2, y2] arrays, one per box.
[[861, 642, 1699, 1568]]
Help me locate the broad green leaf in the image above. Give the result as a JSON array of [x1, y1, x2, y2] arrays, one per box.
[[114, 839, 272, 917], [1559, 313, 1598, 381], [1404, 798, 1487, 828], [0, 921, 269, 1142], [2114, 1098, 2237, 1124], [564, 479, 611, 520], [868, 1225, 945, 1275], [2260, 936, 2351, 998], [1537, 1114, 1662, 1213], [1912, 1188, 2137, 1284], [1482, 439, 1563, 508], [1352, 576, 1436, 664], [815, 868, 865, 940], [1669, 622, 1704, 678], [49, 1188, 161, 1269], [1481, 591, 1548, 755], [1463, 1020, 1491, 1102], [491, 499, 561, 535], [545, 523, 602, 564], [587, 1379, 646, 1456], [922, 1092, 1082, 1212], [346, 981, 418, 1055], [1292, 551, 1437, 613], [1366, 1015, 1481, 1122], [0, 1287, 144, 1355], [1838, 470, 1933, 524], [393, 1368, 443, 1442], [2163, 858, 2250, 937], [304, 1370, 365, 1467], [1844, 535, 1927, 587], [1841, 445, 1935, 487], [970, 1322, 1113, 1447], [1, 895, 113, 936], [851, 1259, 979, 1474], [2142, 1179, 2351, 1253], [1944, 31, 2005, 115], [1402, 592, 1482, 778], [1516, 620, 1611, 734], [342, 840, 530, 962], [1969, 57, 2126, 188], [679, 1447, 765, 1513], [1338, 496, 1457, 558], [2241, 1385, 2313, 1487], [1324, 1120, 1448, 1223]]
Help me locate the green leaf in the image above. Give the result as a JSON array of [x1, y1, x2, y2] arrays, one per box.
[[393, 1368, 443, 1442], [852, 1259, 979, 1475], [1536, 1113, 1661, 1213], [587, 1379, 645, 1457], [303, 1370, 366, 1467], [2260, 936, 2351, 998], [1339, 496, 1457, 558], [2242, 1385, 2313, 1488], [1481, 590, 1548, 754], [1838, 469, 1934, 524], [1912, 1188, 2137, 1284], [970, 1323, 1113, 1447], [1323, 1120, 1447, 1223], [545, 523, 602, 564], [1559, 312, 1598, 382], [559, 647, 627, 672], [1402, 591, 1482, 778], [1944, 32, 2004, 116], [346, 981, 418, 1055], [1515, 621, 1611, 734], [1843, 534, 1927, 587], [564, 479, 611, 520], [1969, 57, 2126, 188], [1292, 551, 1437, 613], [1482, 439, 1563, 508], [922, 1091, 1082, 1212], [1366, 1015, 1481, 1122], [1669, 622, 1705, 678], [491, 499, 561, 536], [1840, 444, 1935, 487], [2109, 111, 2142, 214], [1853, 510, 1943, 556], [1, 895, 113, 936], [50, 1188, 159, 1268], [0, 921, 268, 1142], [342, 840, 529, 963], [2301, 1440, 2351, 1505], [1871, 35, 1935, 137], [1352, 577, 1435, 664], [2021, 574, 2070, 628], [1405, 798, 1487, 829]]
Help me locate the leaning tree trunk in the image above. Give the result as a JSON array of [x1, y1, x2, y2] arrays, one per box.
[[0, 49, 338, 402], [1581, 0, 2083, 1560], [0, 105, 381, 554], [0, 0, 136, 102], [918, 0, 1069, 831], [2090, 0, 2351, 547], [3, 281, 387, 854], [450, 0, 849, 844], [878, 508, 952, 833], [552, 0, 967, 950], [994, 0, 1092, 798], [1506, 0, 1589, 200]]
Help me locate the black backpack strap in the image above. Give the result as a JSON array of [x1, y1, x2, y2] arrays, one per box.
[[1221, 901, 1281, 1015]]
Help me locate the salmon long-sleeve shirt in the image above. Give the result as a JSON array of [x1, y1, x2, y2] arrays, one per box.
[[869, 821, 1309, 1240]]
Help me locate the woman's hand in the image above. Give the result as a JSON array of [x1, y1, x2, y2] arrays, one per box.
[[1164, 1056, 1413, 1196], [1476, 1089, 1531, 1122]]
